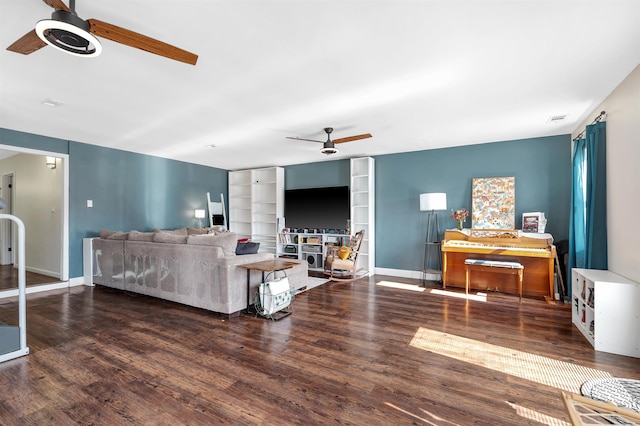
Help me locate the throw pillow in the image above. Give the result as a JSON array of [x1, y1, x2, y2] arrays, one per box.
[[187, 227, 213, 235], [186, 232, 238, 256], [128, 230, 155, 242], [100, 229, 129, 240], [236, 241, 260, 255], [154, 227, 188, 236], [109, 232, 129, 240], [337, 246, 351, 260], [99, 229, 116, 239], [154, 231, 188, 244]]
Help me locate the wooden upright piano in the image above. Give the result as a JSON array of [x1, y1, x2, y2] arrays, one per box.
[[441, 229, 556, 298]]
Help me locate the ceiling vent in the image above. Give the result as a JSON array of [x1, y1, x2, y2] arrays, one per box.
[[42, 98, 63, 107], [546, 115, 567, 124]]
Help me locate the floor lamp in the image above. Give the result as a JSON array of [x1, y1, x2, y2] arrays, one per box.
[[420, 193, 447, 284]]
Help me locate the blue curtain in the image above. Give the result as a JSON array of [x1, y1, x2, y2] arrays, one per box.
[[568, 121, 608, 294]]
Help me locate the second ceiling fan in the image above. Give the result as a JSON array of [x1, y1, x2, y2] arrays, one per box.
[[287, 127, 372, 155]]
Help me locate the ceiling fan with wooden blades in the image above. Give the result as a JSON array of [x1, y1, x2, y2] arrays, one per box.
[[287, 127, 372, 155], [6, 0, 198, 65]]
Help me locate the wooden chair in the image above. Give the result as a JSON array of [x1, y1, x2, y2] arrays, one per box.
[[324, 230, 365, 282]]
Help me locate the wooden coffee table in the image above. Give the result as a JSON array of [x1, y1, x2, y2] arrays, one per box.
[[238, 259, 300, 317]]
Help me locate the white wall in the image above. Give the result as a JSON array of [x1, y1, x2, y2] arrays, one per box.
[[0, 153, 63, 277], [571, 64, 640, 283]]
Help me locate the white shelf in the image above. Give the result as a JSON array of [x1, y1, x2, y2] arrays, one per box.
[[229, 167, 284, 255], [350, 157, 375, 275], [571, 268, 640, 358]]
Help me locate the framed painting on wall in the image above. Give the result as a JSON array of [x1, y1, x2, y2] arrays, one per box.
[[471, 177, 515, 229]]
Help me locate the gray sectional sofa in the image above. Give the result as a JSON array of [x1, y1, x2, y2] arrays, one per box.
[[90, 229, 308, 317]]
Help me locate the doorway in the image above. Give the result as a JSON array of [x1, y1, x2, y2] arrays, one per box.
[[0, 145, 69, 294]]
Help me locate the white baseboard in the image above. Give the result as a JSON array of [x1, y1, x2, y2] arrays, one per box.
[[374, 267, 441, 281], [69, 276, 87, 287], [25, 266, 60, 279], [0, 281, 69, 299], [0, 278, 88, 299]]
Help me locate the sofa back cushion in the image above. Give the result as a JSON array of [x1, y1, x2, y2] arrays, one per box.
[[128, 230, 155, 241], [187, 232, 237, 256], [154, 230, 188, 244]]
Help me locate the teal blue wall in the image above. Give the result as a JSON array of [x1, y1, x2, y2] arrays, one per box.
[[0, 127, 69, 154], [1, 128, 228, 278], [1, 127, 571, 278], [285, 160, 350, 189], [374, 135, 571, 271]]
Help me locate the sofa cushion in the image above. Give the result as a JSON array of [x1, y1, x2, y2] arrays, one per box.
[[187, 232, 237, 256], [128, 230, 155, 241], [154, 227, 188, 236], [99, 229, 129, 240], [236, 241, 260, 255], [154, 231, 188, 244]]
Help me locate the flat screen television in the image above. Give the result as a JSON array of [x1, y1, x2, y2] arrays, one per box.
[[284, 186, 349, 231]]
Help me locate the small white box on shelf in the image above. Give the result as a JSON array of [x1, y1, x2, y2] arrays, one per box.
[[522, 212, 546, 233]]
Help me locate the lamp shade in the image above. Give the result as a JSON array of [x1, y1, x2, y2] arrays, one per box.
[[420, 193, 447, 211], [194, 209, 206, 219]]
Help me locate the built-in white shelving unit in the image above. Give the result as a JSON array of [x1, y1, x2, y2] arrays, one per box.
[[230, 160, 374, 267], [571, 268, 640, 358], [228, 167, 284, 254], [350, 157, 375, 275]]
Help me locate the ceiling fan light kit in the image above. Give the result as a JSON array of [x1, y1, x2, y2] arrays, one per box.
[[35, 10, 101, 57], [320, 145, 338, 155]]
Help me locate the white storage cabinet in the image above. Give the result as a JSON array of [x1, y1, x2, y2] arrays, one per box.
[[572, 268, 640, 358]]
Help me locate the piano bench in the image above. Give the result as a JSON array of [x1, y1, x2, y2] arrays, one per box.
[[464, 259, 525, 302]]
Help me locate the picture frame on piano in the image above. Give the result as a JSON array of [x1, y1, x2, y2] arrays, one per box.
[[522, 212, 546, 233]]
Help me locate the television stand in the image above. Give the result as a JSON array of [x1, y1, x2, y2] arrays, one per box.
[[276, 232, 351, 273]]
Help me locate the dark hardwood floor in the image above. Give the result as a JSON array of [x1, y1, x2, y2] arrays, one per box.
[[0, 275, 638, 425], [0, 264, 59, 291]]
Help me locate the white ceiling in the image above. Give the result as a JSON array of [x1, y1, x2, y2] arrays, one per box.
[[1, 1, 639, 171]]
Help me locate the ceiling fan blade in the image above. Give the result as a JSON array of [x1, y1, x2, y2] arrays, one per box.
[[88, 19, 198, 65], [286, 136, 325, 144], [42, 0, 70, 12], [333, 133, 372, 144], [6, 29, 47, 55]]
